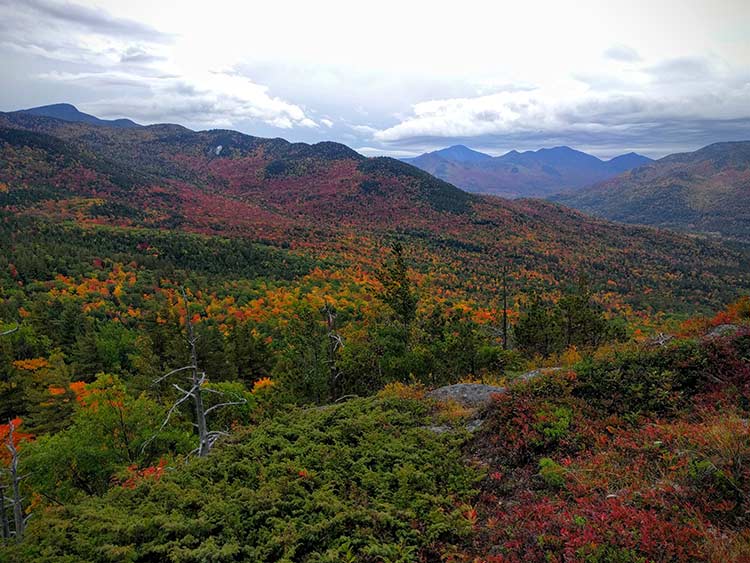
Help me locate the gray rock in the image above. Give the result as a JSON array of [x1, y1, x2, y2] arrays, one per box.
[[465, 418, 484, 433], [517, 367, 562, 382], [707, 324, 742, 338], [422, 418, 485, 435], [427, 383, 506, 407], [424, 424, 452, 434]]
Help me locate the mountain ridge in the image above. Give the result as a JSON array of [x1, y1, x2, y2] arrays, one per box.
[[0, 109, 747, 312], [12, 103, 142, 129], [552, 140, 750, 242], [405, 144, 653, 198]]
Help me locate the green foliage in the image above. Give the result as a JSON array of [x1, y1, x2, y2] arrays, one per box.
[[515, 282, 626, 358], [7, 397, 480, 562], [376, 243, 418, 342], [533, 406, 572, 445], [538, 457, 566, 488], [22, 374, 193, 503], [572, 340, 710, 415]]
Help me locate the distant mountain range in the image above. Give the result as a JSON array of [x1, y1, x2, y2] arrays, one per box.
[[5, 103, 748, 246], [404, 145, 653, 198], [11, 103, 141, 129], [1, 104, 745, 311], [553, 141, 750, 242]]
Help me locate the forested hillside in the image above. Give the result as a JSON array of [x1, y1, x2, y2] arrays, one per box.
[[1, 112, 750, 562], [1, 112, 747, 314], [553, 141, 750, 241]]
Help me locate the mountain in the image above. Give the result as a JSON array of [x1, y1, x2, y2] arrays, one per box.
[[406, 145, 653, 198], [415, 144, 493, 164], [0, 109, 746, 312], [606, 152, 654, 174], [11, 103, 141, 129], [552, 141, 750, 242]]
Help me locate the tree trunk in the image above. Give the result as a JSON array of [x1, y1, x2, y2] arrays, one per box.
[[0, 484, 9, 540], [185, 304, 210, 458], [502, 265, 509, 350], [5, 423, 24, 541]]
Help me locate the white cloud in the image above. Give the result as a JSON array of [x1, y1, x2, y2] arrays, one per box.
[[604, 44, 641, 62], [2, 0, 750, 154], [374, 65, 750, 146], [40, 69, 317, 129], [354, 146, 419, 158], [1, 0, 317, 130]]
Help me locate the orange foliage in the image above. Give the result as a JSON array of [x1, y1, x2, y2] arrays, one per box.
[[252, 377, 275, 393], [12, 357, 49, 371], [0, 418, 33, 464]]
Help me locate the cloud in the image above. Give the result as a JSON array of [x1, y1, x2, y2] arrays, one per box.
[[320, 118, 334, 128], [603, 44, 641, 63], [119, 46, 165, 65], [350, 124, 378, 135], [41, 69, 317, 129], [354, 146, 418, 158], [0, 0, 316, 131], [1, 0, 173, 43], [646, 56, 716, 82], [372, 75, 750, 156], [0, 0, 171, 67]]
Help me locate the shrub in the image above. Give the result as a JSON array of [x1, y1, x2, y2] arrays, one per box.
[[538, 457, 565, 488], [6, 396, 481, 562]]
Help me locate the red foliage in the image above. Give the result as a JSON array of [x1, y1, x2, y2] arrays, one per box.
[[0, 418, 33, 465], [119, 458, 168, 489]]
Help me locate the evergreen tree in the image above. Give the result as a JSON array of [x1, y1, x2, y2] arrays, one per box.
[[377, 242, 418, 346]]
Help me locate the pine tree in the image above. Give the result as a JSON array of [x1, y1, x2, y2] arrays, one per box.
[[377, 243, 418, 346]]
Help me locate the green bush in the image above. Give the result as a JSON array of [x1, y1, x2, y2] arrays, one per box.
[[5, 396, 481, 562], [538, 457, 566, 488]]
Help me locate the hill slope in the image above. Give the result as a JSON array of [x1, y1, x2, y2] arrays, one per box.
[[4, 314, 750, 562], [553, 141, 750, 242], [0, 111, 747, 312], [406, 145, 652, 198]]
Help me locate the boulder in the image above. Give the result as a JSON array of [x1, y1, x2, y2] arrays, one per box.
[[707, 324, 742, 338]]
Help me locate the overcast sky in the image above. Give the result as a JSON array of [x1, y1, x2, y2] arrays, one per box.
[[1, 0, 749, 158]]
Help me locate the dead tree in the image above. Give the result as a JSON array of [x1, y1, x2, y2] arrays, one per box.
[[0, 479, 9, 541], [323, 301, 344, 401], [485, 260, 512, 349], [2, 421, 29, 542], [148, 289, 246, 458], [501, 263, 509, 350], [1, 324, 17, 542], [0, 324, 17, 337]]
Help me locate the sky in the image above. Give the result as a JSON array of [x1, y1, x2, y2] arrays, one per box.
[[0, 0, 749, 158]]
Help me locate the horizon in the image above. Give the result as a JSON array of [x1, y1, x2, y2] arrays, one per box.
[[1, 0, 749, 160], [9, 101, 749, 163]]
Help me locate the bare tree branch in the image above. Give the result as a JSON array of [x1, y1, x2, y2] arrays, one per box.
[[0, 324, 18, 337], [204, 398, 247, 417], [154, 365, 196, 384], [2, 421, 27, 541], [144, 286, 247, 459]]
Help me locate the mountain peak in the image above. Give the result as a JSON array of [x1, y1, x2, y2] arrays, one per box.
[[12, 102, 141, 129], [606, 152, 653, 173], [409, 144, 655, 198], [431, 144, 492, 163]]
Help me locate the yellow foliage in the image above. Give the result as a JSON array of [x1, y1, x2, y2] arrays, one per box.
[[436, 399, 474, 421], [377, 382, 425, 401], [560, 346, 582, 367]]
